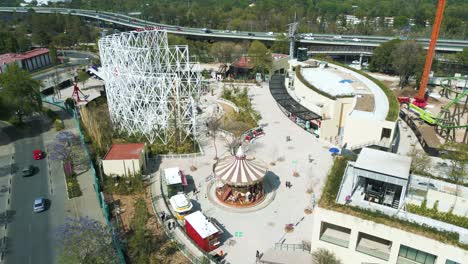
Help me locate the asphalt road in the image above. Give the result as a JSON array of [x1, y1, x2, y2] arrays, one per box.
[[4, 117, 66, 264]]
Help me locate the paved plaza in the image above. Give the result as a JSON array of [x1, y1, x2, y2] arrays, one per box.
[[151, 82, 335, 263]]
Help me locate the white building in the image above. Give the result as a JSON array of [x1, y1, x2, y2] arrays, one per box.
[[285, 60, 397, 150], [310, 149, 468, 264], [102, 143, 146, 177]]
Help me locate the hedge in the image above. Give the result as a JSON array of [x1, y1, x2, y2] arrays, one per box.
[[321, 59, 399, 122], [295, 65, 354, 100], [319, 157, 467, 250], [406, 204, 468, 229]]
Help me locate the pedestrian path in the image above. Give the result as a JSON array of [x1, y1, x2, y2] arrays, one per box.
[[149, 173, 206, 261]]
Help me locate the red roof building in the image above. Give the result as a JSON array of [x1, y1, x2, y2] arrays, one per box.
[[0, 48, 51, 74], [102, 143, 147, 177]]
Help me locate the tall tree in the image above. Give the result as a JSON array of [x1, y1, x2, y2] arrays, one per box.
[[0, 64, 42, 123], [392, 40, 425, 88], [369, 39, 401, 73], [248, 40, 272, 75], [206, 117, 221, 160], [210, 42, 242, 64], [270, 34, 289, 54]]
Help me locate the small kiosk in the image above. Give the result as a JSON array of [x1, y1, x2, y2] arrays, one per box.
[[169, 193, 193, 220], [164, 167, 188, 196], [185, 211, 221, 252]]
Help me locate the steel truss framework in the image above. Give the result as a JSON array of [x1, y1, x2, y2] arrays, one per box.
[[98, 30, 201, 144]]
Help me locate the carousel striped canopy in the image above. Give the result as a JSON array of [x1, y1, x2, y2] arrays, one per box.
[[214, 146, 267, 186]]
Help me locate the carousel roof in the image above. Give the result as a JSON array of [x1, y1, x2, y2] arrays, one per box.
[[214, 146, 267, 186]]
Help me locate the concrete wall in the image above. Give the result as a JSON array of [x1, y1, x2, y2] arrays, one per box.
[[311, 207, 467, 264], [342, 116, 396, 148], [292, 72, 355, 140]]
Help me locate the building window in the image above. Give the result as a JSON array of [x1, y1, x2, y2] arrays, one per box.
[[381, 128, 391, 139], [319, 222, 351, 248], [445, 260, 460, 264], [397, 245, 436, 264], [356, 232, 392, 261]]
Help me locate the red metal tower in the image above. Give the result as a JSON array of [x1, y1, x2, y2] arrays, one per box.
[[413, 0, 446, 108]]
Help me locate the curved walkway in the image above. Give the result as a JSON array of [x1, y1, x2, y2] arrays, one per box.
[[150, 81, 334, 264]]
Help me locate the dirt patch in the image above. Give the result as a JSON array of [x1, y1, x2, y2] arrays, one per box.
[[355, 94, 375, 112], [112, 193, 190, 264]]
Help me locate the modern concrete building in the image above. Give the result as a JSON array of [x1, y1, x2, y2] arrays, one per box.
[[311, 207, 467, 264], [310, 149, 468, 264], [0, 48, 51, 74], [284, 59, 397, 150], [340, 148, 412, 210], [102, 143, 146, 177]]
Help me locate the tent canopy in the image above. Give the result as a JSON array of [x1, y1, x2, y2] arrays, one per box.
[[214, 147, 267, 187]]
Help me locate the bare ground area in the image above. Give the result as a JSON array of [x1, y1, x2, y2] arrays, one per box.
[[355, 94, 375, 112], [112, 192, 190, 264]]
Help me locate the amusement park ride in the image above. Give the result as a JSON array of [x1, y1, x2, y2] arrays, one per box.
[[397, 0, 468, 144]]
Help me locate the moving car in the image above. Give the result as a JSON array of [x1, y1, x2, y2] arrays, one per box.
[[21, 165, 34, 177], [352, 38, 361, 42], [267, 32, 274, 35], [33, 198, 46, 213], [202, 28, 212, 33], [33, 149, 43, 160], [248, 32, 255, 36]]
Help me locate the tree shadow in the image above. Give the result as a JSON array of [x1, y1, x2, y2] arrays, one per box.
[[264, 171, 281, 194], [0, 119, 52, 145]]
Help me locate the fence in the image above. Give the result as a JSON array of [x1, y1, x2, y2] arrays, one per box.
[[71, 108, 127, 263], [216, 98, 239, 113], [42, 99, 126, 262], [153, 170, 218, 264]]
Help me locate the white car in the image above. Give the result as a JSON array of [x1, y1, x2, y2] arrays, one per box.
[[333, 35, 342, 39], [304, 37, 315, 40], [352, 38, 361, 42], [267, 32, 274, 35]]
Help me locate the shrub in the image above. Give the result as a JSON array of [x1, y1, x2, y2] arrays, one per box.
[[66, 175, 82, 198], [406, 204, 468, 229], [54, 119, 65, 131]]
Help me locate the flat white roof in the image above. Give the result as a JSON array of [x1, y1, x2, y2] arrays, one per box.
[[355, 148, 412, 180], [301, 68, 355, 96], [165, 167, 182, 185], [169, 194, 193, 213], [185, 211, 218, 239]]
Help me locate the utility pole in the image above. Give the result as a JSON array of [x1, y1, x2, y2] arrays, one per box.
[[287, 15, 299, 59]]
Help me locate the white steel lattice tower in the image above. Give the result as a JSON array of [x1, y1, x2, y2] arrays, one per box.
[[98, 30, 201, 144]]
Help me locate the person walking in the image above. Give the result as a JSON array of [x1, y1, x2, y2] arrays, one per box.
[[256, 250, 260, 261]]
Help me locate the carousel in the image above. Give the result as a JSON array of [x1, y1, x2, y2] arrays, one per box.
[[214, 146, 268, 207]]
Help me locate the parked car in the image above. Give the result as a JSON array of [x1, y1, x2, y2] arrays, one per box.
[[21, 165, 34, 177], [33, 198, 46, 213], [33, 149, 43, 160], [244, 127, 265, 142]]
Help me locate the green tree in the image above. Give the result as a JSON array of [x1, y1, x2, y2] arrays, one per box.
[[456, 48, 468, 65], [210, 42, 242, 64], [408, 147, 432, 175], [442, 143, 468, 206], [312, 248, 342, 264], [0, 64, 42, 123], [369, 39, 401, 73], [270, 33, 289, 54], [248, 40, 272, 75], [392, 41, 425, 88]]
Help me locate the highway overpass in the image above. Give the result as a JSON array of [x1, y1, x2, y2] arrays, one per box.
[[0, 7, 467, 52]]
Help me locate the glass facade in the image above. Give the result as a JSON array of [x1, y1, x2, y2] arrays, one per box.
[[398, 245, 436, 264]]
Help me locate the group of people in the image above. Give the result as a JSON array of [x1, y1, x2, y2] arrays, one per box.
[[285, 181, 292, 188]]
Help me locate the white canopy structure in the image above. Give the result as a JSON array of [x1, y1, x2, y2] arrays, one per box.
[[214, 146, 267, 187], [169, 193, 193, 213]]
